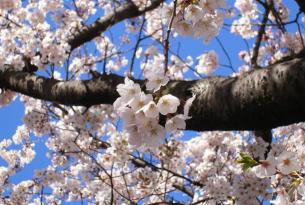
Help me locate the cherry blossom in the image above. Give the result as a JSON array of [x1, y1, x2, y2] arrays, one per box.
[[251, 155, 277, 178], [276, 151, 300, 175], [141, 101, 159, 118], [0, 0, 302, 204], [270, 188, 292, 205], [165, 114, 186, 131], [157, 94, 180, 115], [196, 50, 219, 75]]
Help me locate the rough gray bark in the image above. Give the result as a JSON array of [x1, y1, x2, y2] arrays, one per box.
[[1, 56, 305, 131], [185, 57, 305, 131]]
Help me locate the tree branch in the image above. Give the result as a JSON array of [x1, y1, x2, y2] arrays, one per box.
[[2, 55, 305, 131], [250, 5, 270, 67], [68, 0, 164, 50], [0, 69, 123, 107], [186, 56, 305, 131], [21, 0, 164, 73]]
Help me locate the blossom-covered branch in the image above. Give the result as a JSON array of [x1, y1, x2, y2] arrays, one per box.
[[22, 0, 165, 72], [2, 55, 305, 131], [0, 1, 305, 204]]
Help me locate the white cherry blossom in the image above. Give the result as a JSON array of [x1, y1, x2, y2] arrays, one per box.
[[116, 78, 141, 101], [165, 114, 186, 132], [157, 94, 180, 115], [196, 51, 219, 74], [129, 93, 153, 111], [276, 151, 300, 175], [251, 155, 277, 178], [141, 101, 159, 118]]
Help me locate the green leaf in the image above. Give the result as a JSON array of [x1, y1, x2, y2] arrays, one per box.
[[288, 178, 302, 197], [236, 152, 257, 171]]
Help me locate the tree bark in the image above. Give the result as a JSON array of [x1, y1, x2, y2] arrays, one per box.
[[185, 57, 305, 131], [1, 56, 305, 131]]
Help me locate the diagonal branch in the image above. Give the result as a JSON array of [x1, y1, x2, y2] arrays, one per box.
[[68, 0, 164, 50], [2, 54, 305, 131], [250, 5, 270, 67]]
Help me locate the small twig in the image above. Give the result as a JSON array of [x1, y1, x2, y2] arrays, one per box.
[[215, 37, 235, 73], [129, 17, 146, 75], [164, 0, 177, 73], [251, 5, 270, 68]]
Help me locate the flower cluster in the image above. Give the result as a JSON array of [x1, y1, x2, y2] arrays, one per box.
[[114, 77, 195, 150], [22, 97, 50, 136], [168, 0, 226, 43], [251, 150, 300, 178], [195, 50, 219, 75], [231, 0, 258, 39], [0, 0, 303, 204], [0, 0, 20, 10], [142, 54, 169, 91], [0, 90, 16, 107]]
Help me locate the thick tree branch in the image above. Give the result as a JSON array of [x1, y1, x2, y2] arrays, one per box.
[[2, 56, 305, 131], [0, 70, 123, 107], [68, 0, 164, 50], [185, 57, 305, 131]]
